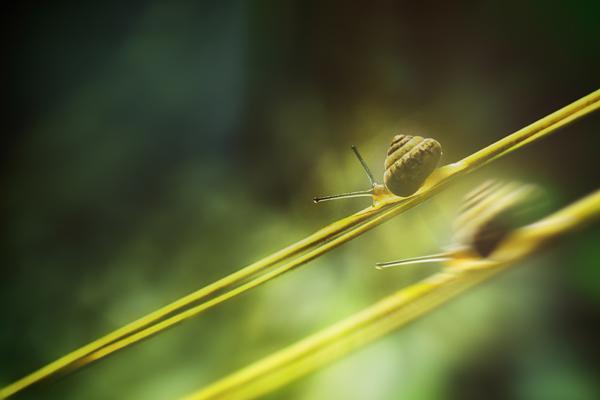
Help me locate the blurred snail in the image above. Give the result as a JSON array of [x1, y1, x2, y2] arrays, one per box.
[[313, 134, 443, 203], [376, 180, 540, 269]]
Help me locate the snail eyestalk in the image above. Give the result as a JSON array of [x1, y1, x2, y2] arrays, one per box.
[[375, 252, 452, 269], [313, 189, 374, 203], [313, 145, 378, 204], [351, 145, 376, 187]]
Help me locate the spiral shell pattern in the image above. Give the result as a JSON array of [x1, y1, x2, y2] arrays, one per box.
[[383, 134, 442, 197]]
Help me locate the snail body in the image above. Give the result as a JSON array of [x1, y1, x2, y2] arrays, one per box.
[[313, 134, 442, 203]]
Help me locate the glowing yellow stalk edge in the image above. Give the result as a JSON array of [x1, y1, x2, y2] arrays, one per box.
[[184, 189, 600, 400], [1, 88, 599, 399]]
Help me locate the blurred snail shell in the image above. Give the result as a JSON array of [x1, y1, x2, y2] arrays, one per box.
[[383, 135, 443, 197], [452, 181, 538, 258], [313, 134, 443, 203]]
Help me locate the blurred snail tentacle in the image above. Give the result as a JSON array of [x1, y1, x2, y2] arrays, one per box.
[[375, 252, 453, 269]]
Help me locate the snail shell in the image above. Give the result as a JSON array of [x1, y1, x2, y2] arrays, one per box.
[[383, 134, 442, 197], [453, 181, 538, 257]]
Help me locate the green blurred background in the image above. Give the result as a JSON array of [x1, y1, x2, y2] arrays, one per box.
[[2, 1, 600, 399]]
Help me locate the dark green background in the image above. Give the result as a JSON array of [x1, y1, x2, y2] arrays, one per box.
[[2, 1, 600, 399]]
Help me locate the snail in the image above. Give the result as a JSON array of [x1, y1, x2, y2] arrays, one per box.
[[376, 180, 539, 269], [313, 134, 443, 203]]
